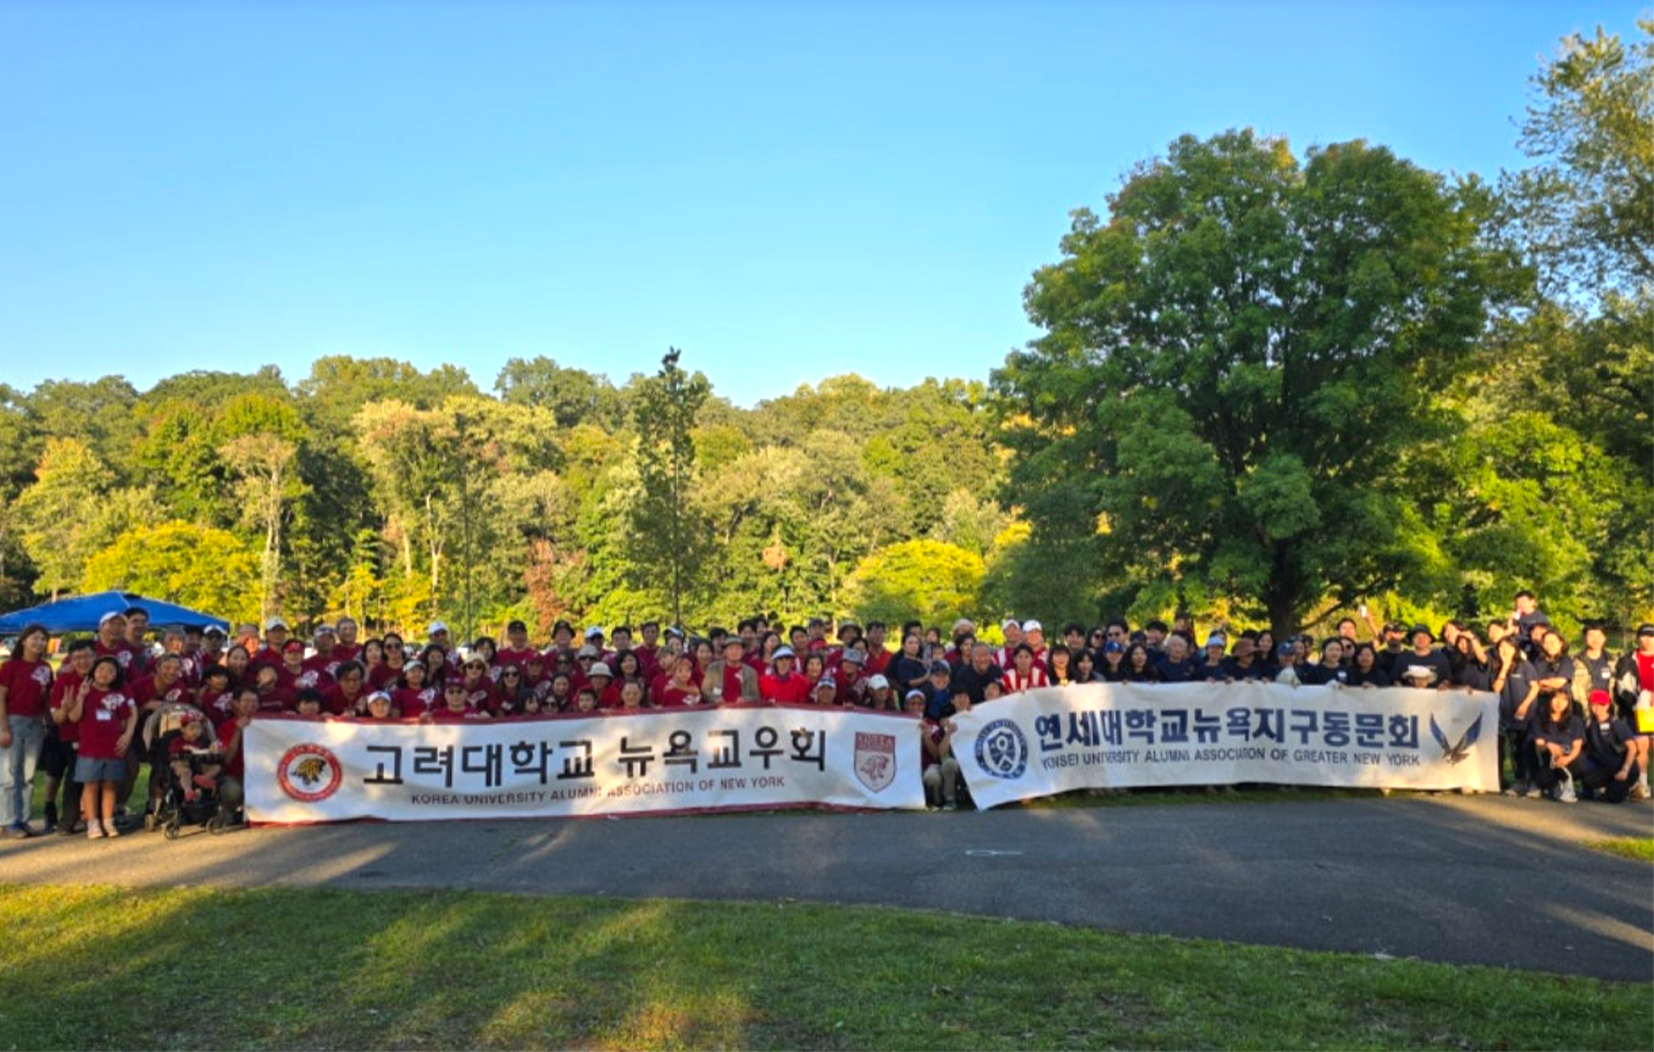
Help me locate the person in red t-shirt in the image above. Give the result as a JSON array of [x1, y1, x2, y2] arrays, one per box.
[[370, 632, 407, 690], [655, 660, 702, 708], [495, 620, 541, 673], [759, 647, 811, 705], [1, 623, 54, 836], [214, 689, 258, 822], [197, 666, 238, 722], [393, 661, 439, 720], [45, 640, 95, 834], [427, 681, 491, 723], [457, 656, 500, 714], [323, 661, 369, 717], [1002, 644, 1051, 694], [332, 617, 363, 663], [304, 624, 343, 679], [67, 656, 137, 838], [166, 714, 222, 804]]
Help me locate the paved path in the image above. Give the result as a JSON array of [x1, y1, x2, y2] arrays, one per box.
[[3, 795, 1650, 981]]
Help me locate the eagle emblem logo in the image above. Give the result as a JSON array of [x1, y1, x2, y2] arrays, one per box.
[[1429, 713, 1484, 765]]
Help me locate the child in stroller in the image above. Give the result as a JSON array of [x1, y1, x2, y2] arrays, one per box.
[[148, 706, 231, 837]]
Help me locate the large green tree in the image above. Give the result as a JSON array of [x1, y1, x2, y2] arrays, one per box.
[[995, 129, 1521, 633], [631, 349, 710, 627]]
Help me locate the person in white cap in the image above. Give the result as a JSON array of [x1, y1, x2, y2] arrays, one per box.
[[996, 619, 1025, 669], [255, 618, 290, 670], [1021, 620, 1048, 669], [94, 611, 132, 672], [759, 647, 810, 704]]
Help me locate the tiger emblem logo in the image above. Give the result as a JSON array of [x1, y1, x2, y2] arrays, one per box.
[[276, 744, 343, 804]]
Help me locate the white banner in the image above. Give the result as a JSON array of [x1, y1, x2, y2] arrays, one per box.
[[246, 705, 925, 824], [953, 682, 1500, 809]]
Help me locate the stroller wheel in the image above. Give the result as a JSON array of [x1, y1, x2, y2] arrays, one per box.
[[163, 820, 181, 840], [206, 814, 227, 835]]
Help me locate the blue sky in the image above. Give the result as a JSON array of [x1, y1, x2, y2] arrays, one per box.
[[0, 1, 1639, 406]]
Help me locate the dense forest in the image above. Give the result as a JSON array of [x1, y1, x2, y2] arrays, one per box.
[[0, 23, 1647, 641]]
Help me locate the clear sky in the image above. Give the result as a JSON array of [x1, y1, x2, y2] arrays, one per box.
[[0, 1, 1640, 406]]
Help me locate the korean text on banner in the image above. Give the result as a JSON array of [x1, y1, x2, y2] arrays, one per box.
[[953, 682, 1499, 809], [246, 705, 925, 824]]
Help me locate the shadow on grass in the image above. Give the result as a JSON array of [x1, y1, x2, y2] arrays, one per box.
[[1, 884, 1650, 1051]]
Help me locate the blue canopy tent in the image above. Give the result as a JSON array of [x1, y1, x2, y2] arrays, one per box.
[[0, 591, 229, 635]]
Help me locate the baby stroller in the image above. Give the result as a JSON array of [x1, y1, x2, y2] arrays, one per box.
[[143, 704, 233, 838]]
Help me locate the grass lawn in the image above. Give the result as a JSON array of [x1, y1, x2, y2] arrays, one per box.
[[1584, 836, 1654, 863], [0, 885, 1647, 1051]]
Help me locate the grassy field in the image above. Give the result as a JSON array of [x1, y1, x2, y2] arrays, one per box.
[[0, 885, 1647, 1051], [1584, 836, 1654, 863]]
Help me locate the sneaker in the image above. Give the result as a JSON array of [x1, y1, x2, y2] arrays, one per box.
[[1558, 773, 1578, 804], [1522, 784, 1541, 799], [87, 822, 106, 840], [7, 823, 32, 839], [942, 801, 957, 811], [1631, 782, 1650, 802], [1511, 780, 1530, 797], [104, 822, 121, 838]]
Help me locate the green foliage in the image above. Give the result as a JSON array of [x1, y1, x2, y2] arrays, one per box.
[[1503, 19, 1653, 300], [494, 355, 625, 429], [631, 349, 711, 627], [81, 521, 262, 624], [13, 437, 117, 598], [996, 129, 1521, 633], [846, 539, 985, 628]]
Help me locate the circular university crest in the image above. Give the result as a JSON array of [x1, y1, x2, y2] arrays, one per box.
[[975, 718, 1029, 780], [276, 743, 343, 803]]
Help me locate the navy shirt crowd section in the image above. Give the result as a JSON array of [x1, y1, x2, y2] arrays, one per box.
[[2, 596, 1651, 836]]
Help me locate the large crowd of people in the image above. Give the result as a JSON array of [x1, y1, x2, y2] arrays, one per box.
[[1, 590, 1650, 837]]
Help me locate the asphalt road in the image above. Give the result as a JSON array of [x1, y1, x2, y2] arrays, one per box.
[[3, 795, 1650, 982]]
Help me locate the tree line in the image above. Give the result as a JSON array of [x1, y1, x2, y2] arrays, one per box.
[[0, 22, 1647, 642]]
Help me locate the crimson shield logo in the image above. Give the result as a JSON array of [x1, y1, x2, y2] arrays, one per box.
[[854, 731, 897, 793]]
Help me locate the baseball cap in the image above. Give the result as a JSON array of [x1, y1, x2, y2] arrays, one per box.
[[1638, 623, 1654, 637], [1104, 641, 1124, 654], [314, 624, 336, 637], [723, 637, 744, 650], [366, 691, 392, 705], [840, 650, 866, 666], [283, 639, 305, 653], [815, 676, 837, 691], [98, 611, 122, 627], [203, 626, 226, 638], [1588, 689, 1612, 707], [1021, 619, 1043, 633], [1205, 633, 1226, 648], [929, 660, 952, 675], [772, 646, 796, 660], [1277, 642, 1295, 657], [587, 663, 613, 678], [868, 674, 889, 690], [905, 688, 927, 700], [577, 644, 600, 658], [1409, 624, 1433, 640], [265, 617, 288, 631], [428, 621, 449, 635], [1002, 618, 1020, 630], [585, 626, 604, 639]]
